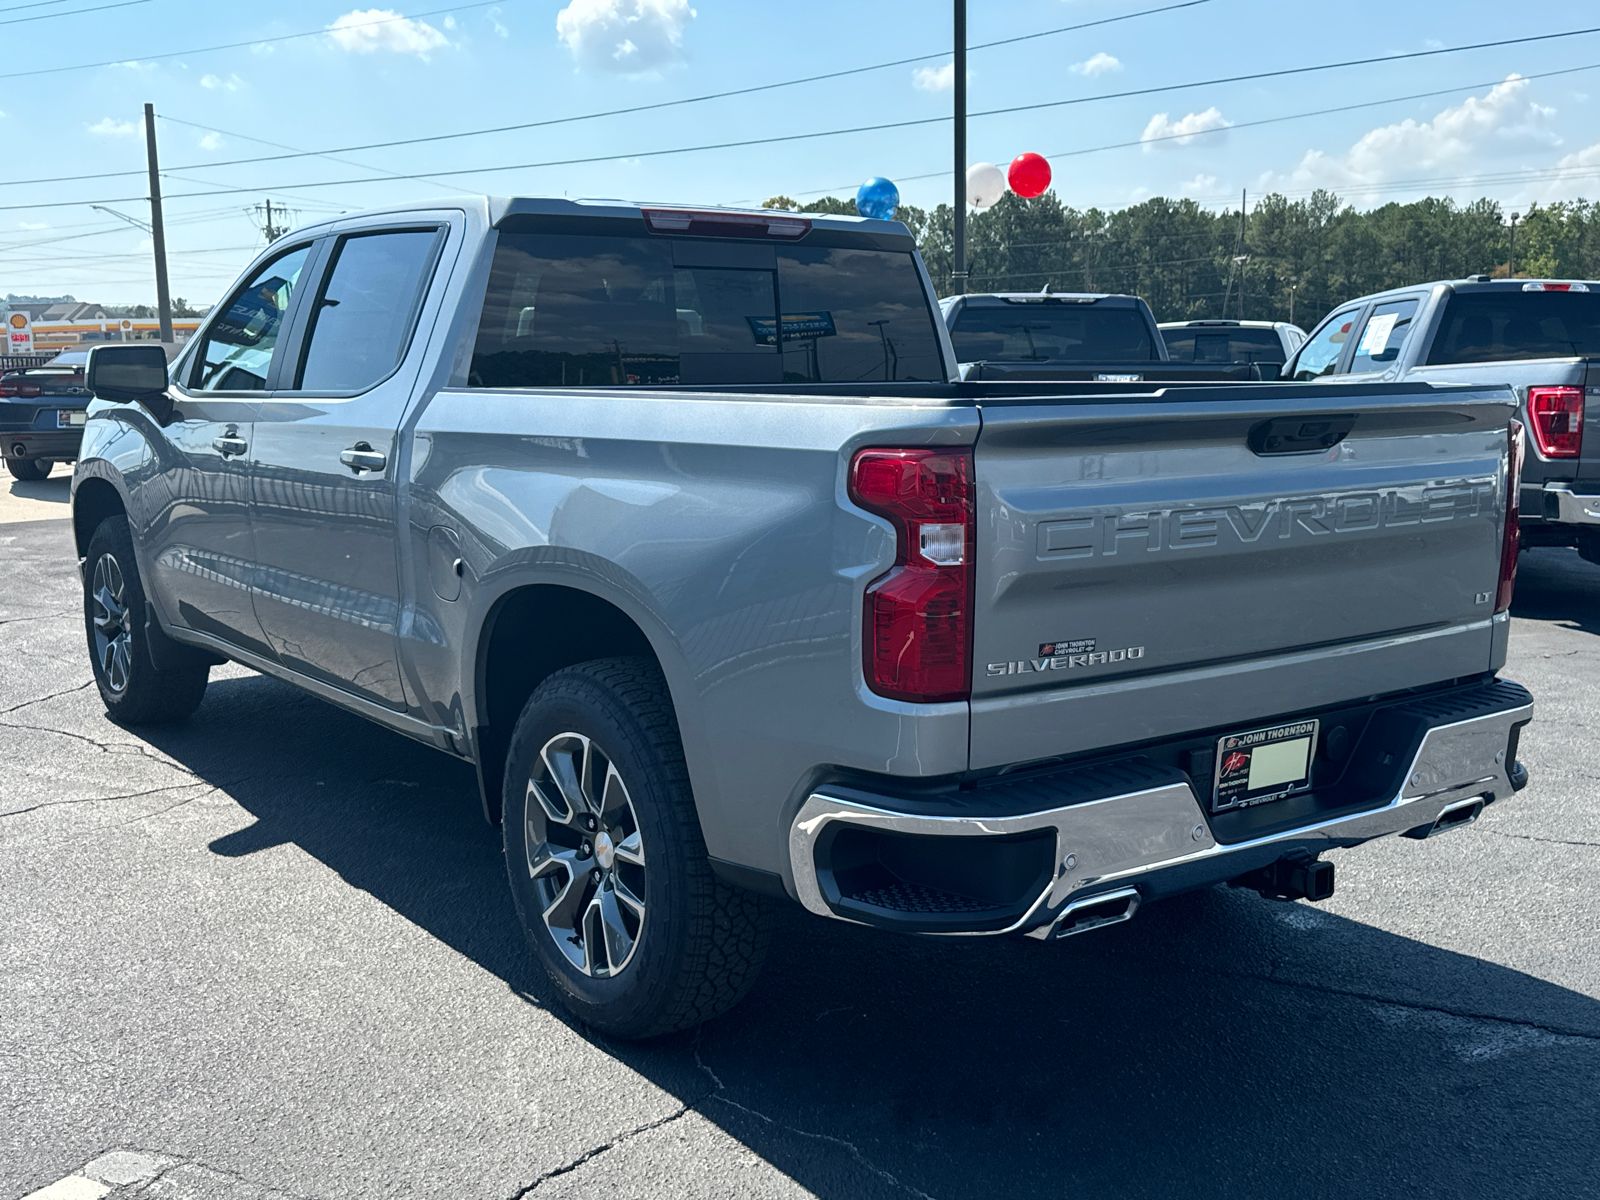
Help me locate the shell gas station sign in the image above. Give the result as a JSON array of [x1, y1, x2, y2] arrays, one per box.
[[6, 312, 32, 354]]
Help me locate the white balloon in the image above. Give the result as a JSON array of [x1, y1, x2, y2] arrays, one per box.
[[966, 162, 1006, 209]]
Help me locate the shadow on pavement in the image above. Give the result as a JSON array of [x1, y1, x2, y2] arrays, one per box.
[[133, 672, 1600, 1200], [5, 472, 71, 504], [1512, 546, 1600, 634]]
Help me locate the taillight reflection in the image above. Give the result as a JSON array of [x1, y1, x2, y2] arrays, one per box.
[[1497, 419, 1524, 614], [849, 448, 975, 703]]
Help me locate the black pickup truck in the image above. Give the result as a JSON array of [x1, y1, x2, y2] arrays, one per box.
[[939, 291, 1253, 384], [1284, 277, 1600, 562]]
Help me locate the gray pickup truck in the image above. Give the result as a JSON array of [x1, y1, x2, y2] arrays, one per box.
[[72, 198, 1533, 1038], [1284, 276, 1600, 563]]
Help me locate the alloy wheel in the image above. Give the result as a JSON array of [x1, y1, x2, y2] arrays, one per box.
[[91, 552, 133, 696], [525, 731, 647, 977]]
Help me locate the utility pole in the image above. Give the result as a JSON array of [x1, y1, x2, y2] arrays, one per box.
[[1237, 189, 1247, 319], [143, 102, 173, 345], [1508, 211, 1521, 278], [255, 198, 292, 242], [951, 0, 967, 295], [1288, 279, 1298, 327]]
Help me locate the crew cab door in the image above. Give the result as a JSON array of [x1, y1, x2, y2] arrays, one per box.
[[146, 239, 316, 658], [247, 218, 453, 710]]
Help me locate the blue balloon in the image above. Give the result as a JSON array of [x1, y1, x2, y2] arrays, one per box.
[[856, 176, 900, 220]]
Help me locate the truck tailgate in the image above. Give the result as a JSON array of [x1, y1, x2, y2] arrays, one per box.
[[970, 385, 1515, 770]]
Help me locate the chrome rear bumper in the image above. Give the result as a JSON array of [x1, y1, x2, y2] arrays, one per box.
[[788, 680, 1532, 937]]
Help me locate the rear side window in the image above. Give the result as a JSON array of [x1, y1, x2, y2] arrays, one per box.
[[1347, 298, 1419, 372], [1290, 305, 1363, 380], [1426, 291, 1600, 363], [950, 304, 1155, 362], [190, 243, 312, 392], [469, 232, 944, 387], [296, 228, 441, 391], [1163, 326, 1285, 364]]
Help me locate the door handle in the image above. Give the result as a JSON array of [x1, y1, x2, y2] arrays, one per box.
[[340, 442, 387, 473], [212, 435, 248, 457]]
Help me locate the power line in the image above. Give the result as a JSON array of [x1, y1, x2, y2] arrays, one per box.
[[0, 0, 147, 25], [0, 0, 81, 14], [1, 0, 1208, 190], [4, 0, 518, 80]]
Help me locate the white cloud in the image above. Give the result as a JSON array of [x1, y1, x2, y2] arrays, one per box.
[[110, 60, 158, 71], [1140, 107, 1230, 150], [556, 0, 694, 74], [443, 14, 456, 28], [1180, 173, 1218, 194], [486, 6, 508, 37], [326, 8, 449, 57], [1269, 76, 1560, 193], [200, 72, 243, 90], [199, 132, 223, 151], [88, 117, 140, 137], [1070, 52, 1120, 76], [19, 221, 48, 230], [913, 61, 955, 91]]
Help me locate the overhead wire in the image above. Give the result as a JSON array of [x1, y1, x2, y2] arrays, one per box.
[[0, 0, 147, 25]]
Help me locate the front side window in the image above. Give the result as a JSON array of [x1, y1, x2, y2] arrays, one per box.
[[1290, 305, 1363, 380], [297, 229, 441, 392], [469, 232, 943, 387], [1348, 298, 1420, 372], [191, 244, 312, 392], [951, 304, 1155, 363]]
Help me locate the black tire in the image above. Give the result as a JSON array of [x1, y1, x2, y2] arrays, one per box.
[[1579, 528, 1600, 568], [6, 457, 51, 481], [83, 515, 209, 724], [502, 657, 773, 1039]]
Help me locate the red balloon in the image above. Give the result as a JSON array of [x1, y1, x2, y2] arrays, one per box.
[[1008, 152, 1052, 199]]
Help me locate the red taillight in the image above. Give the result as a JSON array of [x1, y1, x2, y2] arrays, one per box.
[[850, 447, 975, 702], [1497, 419, 1524, 614], [1527, 386, 1583, 458], [642, 208, 810, 240]]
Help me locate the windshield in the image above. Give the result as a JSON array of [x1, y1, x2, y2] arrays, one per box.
[[948, 304, 1156, 362], [1162, 326, 1284, 363], [1426, 291, 1600, 363]]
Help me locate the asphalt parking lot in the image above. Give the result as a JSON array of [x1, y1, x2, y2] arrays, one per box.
[[3, 493, 1598, 1199]]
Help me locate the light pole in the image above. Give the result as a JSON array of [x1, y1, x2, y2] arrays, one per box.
[[1288, 279, 1298, 327], [1508, 211, 1521, 278], [952, 0, 967, 295]]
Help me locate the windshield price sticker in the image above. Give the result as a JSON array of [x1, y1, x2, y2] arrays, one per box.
[[1213, 719, 1318, 812]]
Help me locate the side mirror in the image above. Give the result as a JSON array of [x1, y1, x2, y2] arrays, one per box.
[[87, 344, 174, 423]]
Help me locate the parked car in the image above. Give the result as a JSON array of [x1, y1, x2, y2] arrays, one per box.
[[73, 198, 1533, 1039], [1159, 319, 1306, 367], [941, 291, 1255, 382], [0, 348, 91, 480], [1282, 277, 1600, 562]]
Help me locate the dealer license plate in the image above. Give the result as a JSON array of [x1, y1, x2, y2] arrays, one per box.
[[56, 410, 86, 428], [1212, 719, 1318, 812]]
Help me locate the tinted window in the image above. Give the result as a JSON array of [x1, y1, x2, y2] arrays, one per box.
[[1162, 326, 1285, 363], [1348, 298, 1419, 372], [191, 244, 312, 391], [469, 233, 943, 387], [1426, 291, 1600, 364], [297, 229, 440, 391], [949, 304, 1155, 362], [1290, 305, 1363, 380]]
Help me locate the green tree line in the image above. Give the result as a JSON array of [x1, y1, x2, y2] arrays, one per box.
[[763, 191, 1600, 330]]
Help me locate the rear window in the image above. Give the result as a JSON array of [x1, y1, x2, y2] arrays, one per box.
[[1162, 326, 1284, 363], [1427, 291, 1600, 363], [469, 232, 945, 387], [949, 304, 1156, 362]]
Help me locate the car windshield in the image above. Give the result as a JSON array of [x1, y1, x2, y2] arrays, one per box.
[[1162, 326, 1285, 363], [1426, 291, 1600, 363], [949, 303, 1156, 362]]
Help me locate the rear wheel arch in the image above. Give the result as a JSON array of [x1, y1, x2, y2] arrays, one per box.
[[471, 582, 668, 825], [73, 476, 127, 559]]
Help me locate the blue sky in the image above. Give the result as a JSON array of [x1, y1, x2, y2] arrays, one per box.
[[4, 0, 1600, 305]]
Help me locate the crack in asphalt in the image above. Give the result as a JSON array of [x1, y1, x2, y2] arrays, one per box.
[[509, 1030, 940, 1199], [0, 679, 93, 715], [0, 717, 206, 777], [0, 608, 75, 629], [693, 1038, 941, 1200], [1245, 969, 1600, 1044], [1481, 828, 1600, 850], [0, 780, 213, 821]]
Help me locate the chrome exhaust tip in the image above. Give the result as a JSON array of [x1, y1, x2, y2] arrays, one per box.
[[1043, 886, 1141, 940], [1404, 794, 1486, 840]]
